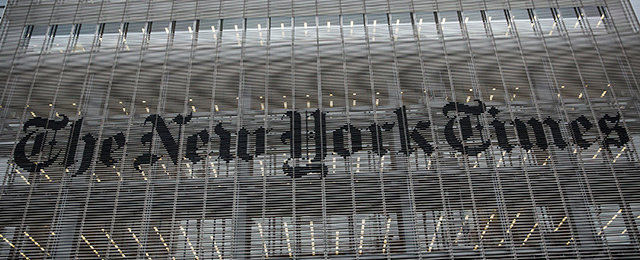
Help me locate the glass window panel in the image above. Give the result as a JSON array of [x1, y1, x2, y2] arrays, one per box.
[[511, 9, 536, 37], [19, 25, 34, 51], [414, 12, 438, 39], [172, 20, 196, 47], [367, 13, 389, 43], [486, 9, 509, 37], [318, 15, 340, 43], [72, 24, 97, 52], [581, 6, 610, 34], [294, 15, 316, 42], [342, 14, 364, 42], [437, 11, 463, 39], [559, 7, 585, 35], [98, 22, 121, 50], [148, 21, 171, 48], [197, 19, 220, 47], [245, 17, 268, 47], [123, 22, 146, 50], [270, 16, 292, 43], [50, 24, 73, 53], [534, 8, 560, 36], [462, 10, 486, 38], [29, 24, 48, 53], [221, 18, 244, 46]]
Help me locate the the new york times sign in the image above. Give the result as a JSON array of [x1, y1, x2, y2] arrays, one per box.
[[13, 101, 628, 178]]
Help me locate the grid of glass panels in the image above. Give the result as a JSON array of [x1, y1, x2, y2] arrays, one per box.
[[0, 0, 639, 259]]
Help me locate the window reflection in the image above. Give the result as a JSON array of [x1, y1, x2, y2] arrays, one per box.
[[534, 8, 560, 36], [198, 19, 220, 47], [270, 17, 291, 43], [221, 18, 243, 46], [245, 18, 268, 47], [148, 21, 170, 49], [462, 10, 486, 38], [72, 24, 97, 53], [98, 22, 121, 51], [581, 6, 611, 34], [172, 20, 196, 47], [17, 5, 615, 56], [342, 14, 364, 41], [437, 11, 462, 39], [49, 24, 72, 53], [511, 9, 536, 37], [414, 12, 437, 39], [485, 10, 509, 37], [558, 7, 584, 35], [366, 13, 388, 42], [22, 24, 48, 53]]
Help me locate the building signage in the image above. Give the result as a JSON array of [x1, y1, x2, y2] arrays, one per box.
[[13, 101, 628, 178]]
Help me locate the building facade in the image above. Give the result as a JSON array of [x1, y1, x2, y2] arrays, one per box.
[[1, 0, 640, 259]]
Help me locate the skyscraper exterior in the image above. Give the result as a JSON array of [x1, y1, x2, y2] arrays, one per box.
[[0, 0, 640, 259]]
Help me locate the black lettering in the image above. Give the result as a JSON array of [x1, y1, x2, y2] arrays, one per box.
[[368, 122, 394, 156], [143, 114, 180, 165], [72, 133, 96, 176], [514, 119, 534, 151], [491, 118, 513, 152], [63, 118, 83, 168], [410, 121, 434, 155], [523, 118, 548, 150], [570, 115, 593, 149], [214, 123, 233, 162], [514, 117, 566, 150], [443, 101, 490, 155], [237, 128, 252, 161], [283, 162, 328, 178], [544, 117, 567, 149], [254, 127, 266, 156], [99, 132, 125, 167], [186, 129, 209, 164], [311, 109, 327, 162], [281, 111, 302, 158], [394, 106, 412, 155], [598, 113, 629, 150], [133, 153, 160, 171], [333, 124, 362, 158], [14, 116, 69, 172]]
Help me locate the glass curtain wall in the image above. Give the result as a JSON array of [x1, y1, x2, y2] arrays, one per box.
[[0, 0, 639, 259]]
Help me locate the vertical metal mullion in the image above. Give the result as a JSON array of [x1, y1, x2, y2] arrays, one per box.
[[432, 3, 486, 257], [259, 13, 272, 260], [407, 7, 453, 257], [71, 6, 123, 260], [289, 13, 298, 259], [33, 3, 102, 260], [460, 6, 507, 258], [0, 7, 38, 200], [231, 8, 248, 257], [361, 9, 391, 258], [203, 11, 223, 259], [336, 9, 359, 257], [188, 9, 208, 260], [318, 11, 329, 260], [528, 4, 588, 257]]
